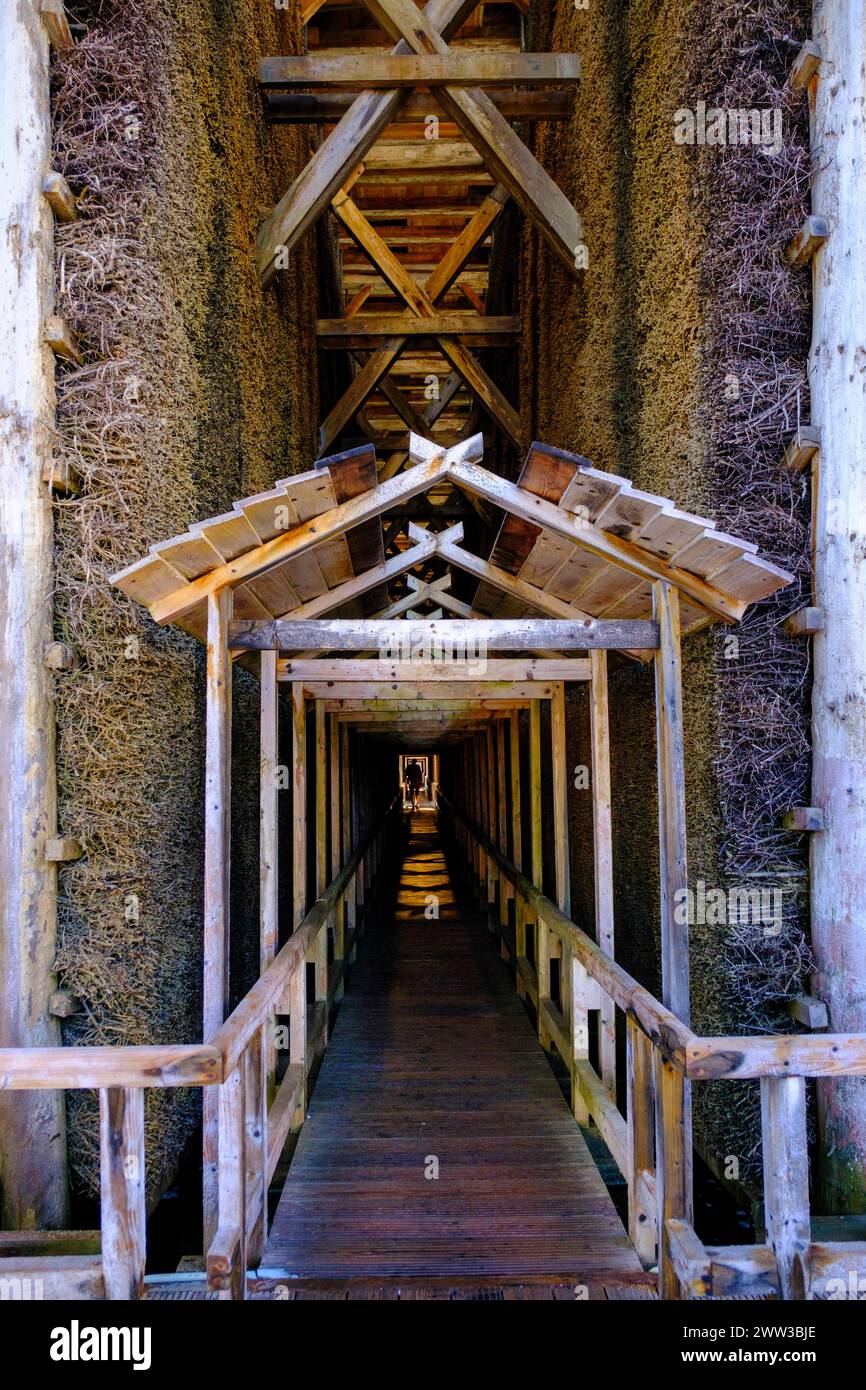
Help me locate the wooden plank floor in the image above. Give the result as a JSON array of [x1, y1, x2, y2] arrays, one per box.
[[263, 810, 646, 1285]]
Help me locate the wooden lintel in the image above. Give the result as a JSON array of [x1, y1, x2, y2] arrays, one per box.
[[264, 89, 577, 123], [258, 53, 582, 90], [277, 658, 592, 682], [230, 617, 659, 651], [316, 314, 518, 340]]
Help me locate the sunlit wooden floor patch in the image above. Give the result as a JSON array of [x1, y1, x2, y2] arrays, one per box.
[[263, 813, 645, 1282]]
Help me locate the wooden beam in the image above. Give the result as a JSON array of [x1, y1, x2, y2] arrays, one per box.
[[203, 588, 231, 1250], [590, 649, 616, 1095], [260, 650, 278, 1089], [129, 454, 451, 626], [316, 313, 518, 340], [761, 1076, 811, 1299], [291, 685, 307, 931], [255, 0, 482, 281], [265, 89, 577, 123], [99, 1088, 146, 1300], [360, 0, 583, 273], [258, 53, 582, 89], [279, 658, 592, 681], [627, 1017, 657, 1267], [231, 617, 659, 651], [446, 455, 749, 623]]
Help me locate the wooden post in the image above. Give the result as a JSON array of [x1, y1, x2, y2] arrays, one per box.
[[341, 724, 356, 946], [0, 0, 69, 1226], [244, 1028, 267, 1267], [260, 649, 278, 1091], [626, 1018, 657, 1268], [529, 700, 549, 1042], [291, 683, 307, 932], [217, 1064, 247, 1300], [590, 651, 616, 1096], [289, 960, 307, 1119], [761, 1076, 811, 1300], [203, 586, 232, 1248], [509, 710, 526, 982], [652, 581, 692, 1294], [99, 1088, 146, 1300], [313, 701, 328, 1023], [485, 722, 497, 920], [655, 1052, 692, 1300], [809, 0, 866, 1211], [653, 582, 689, 1023], [329, 712, 345, 1000], [496, 718, 509, 932]]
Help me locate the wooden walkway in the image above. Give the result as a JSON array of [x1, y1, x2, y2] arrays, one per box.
[[262, 811, 647, 1289]]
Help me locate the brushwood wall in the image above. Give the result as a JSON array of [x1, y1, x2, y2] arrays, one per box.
[[49, 0, 319, 1200], [523, 0, 814, 1193]]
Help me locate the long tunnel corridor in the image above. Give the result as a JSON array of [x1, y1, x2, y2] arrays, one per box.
[[261, 808, 648, 1294]]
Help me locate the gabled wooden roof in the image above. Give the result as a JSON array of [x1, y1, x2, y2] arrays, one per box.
[[111, 434, 793, 644]]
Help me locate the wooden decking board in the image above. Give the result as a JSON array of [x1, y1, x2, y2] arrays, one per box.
[[263, 811, 644, 1282]]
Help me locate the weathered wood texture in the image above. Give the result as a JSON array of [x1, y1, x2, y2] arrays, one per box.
[[263, 813, 644, 1281]]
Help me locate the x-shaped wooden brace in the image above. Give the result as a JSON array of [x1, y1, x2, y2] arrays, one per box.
[[257, 0, 583, 284], [321, 183, 519, 453]]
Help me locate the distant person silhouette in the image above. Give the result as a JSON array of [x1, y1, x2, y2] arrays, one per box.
[[405, 758, 423, 811]]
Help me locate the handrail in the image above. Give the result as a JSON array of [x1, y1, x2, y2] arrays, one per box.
[[439, 789, 866, 1303], [438, 790, 866, 1080], [0, 793, 399, 1302]]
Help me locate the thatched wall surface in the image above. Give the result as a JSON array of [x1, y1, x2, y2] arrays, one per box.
[[49, 0, 317, 1197]]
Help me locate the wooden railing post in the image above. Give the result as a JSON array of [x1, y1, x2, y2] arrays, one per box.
[[655, 1051, 692, 1299], [510, 710, 527, 993], [496, 717, 509, 935], [529, 700, 546, 1039], [244, 1028, 267, 1267], [329, 713, 345, 1002], [761, 1075, 811, 1300], [260, 649, 279, 1095], [292, 683, 307, 932], [590, 650, 616, 1097], [653, 581, 692, 1291], [99, 1087, 146, 1300], [626, 1017, 657, 1267], [289, 957, 308, 1117], [212, 1064, 246, 1300], [203, 586, 232, 1249], [314, 700, 329, 1036], [485, 722, 497, 924]]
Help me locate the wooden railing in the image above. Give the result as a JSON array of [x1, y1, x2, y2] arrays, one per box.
[[0, 798, 398, 1301], [439, 791, 866, 1302]]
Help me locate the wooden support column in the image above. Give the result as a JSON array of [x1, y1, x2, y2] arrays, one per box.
[[244, 1027, 267, 1268], [626, 1018, 657, 1268], [809, 0, 866, 1211], [329, 713, 345, 1000], [341, 723, 355, 943], [485, 723, 497, 920], [291, 684, 307, 932], [260, 650, 278, 1091], [761, 1076, 811, 1300], [589, 651, 616, 1096], [496, 717, 510, 933], [530, 701, 547, 1040], [99, 1088, 146, 1300], [509, 710, 527, 991], [653, 581, 692, 1296], [203, 586, 232, 1249], [313, 701, 329, 1028], [0, 0, 69, 1227]]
